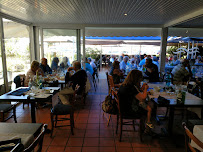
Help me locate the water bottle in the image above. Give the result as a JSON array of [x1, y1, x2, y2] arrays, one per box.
[[28, 76, 32, 89], [166, 74, 171, 87]]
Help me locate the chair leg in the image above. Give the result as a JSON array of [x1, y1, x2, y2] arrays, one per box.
[[119, 118, 123, 142], [23, 102, 25, 109], [50, 112, 54, 137], [13, 105, 17, 123], [133, 120, 136, 131], [55, 115, 58, 127], [139, 117, 145, 142], [116, 114, 119, 134], [107, 114, 111, 126]]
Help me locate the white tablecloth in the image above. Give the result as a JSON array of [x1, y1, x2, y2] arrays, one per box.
[[191, 125, 203, 152]]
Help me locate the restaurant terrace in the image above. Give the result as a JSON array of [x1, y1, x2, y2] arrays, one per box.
[[0, 0, 202, 152]]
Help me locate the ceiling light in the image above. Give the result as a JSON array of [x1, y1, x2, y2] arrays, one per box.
[[124, 13, 127, 16]]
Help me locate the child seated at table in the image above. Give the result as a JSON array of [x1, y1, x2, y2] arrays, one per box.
[[118, 70, 154, 128]]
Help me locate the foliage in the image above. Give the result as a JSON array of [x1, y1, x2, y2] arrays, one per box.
[[166, 46, 178, 55], [85, 47, 101, 60]]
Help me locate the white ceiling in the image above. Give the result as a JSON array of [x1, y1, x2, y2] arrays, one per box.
[[0, 0, 203, 27]]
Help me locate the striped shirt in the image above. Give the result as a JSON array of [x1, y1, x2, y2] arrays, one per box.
[[171, 64, 189, 84]]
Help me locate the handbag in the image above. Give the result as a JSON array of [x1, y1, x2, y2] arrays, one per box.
[[102, 94, 118, 114]]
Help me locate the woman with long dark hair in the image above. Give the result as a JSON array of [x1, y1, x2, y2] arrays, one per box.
[[118, 70, 153, 128]]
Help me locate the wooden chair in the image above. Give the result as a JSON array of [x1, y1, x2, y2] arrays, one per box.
[[14, 74, 28, 109], [103, 73, 120, 126], [106, 72, 110, 93], [112, 89, 147, 142], [92, 68, 98, 91], [11, 124, 47, 152], [50, 95, 75, 137], [0, 104, 17, 123], [182, 122, 203, 152]]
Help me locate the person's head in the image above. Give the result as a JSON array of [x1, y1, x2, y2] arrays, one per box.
[[41, 58, 47, 66], [140, 55, 144, 60], [173, 55, 178, 61], [197, 55, 201, 61], [113, 61, 120, 69], [87, 57, 91, 63], [31, 60, 40, 72], [53, 57, 59, 64], [153, 56, 158, 62], [123, 56, 129, 63], [73, 61, 81, 71], [182, 59, 190, 67], [123, 70, 143, 87], [62, 57, 68, 63], [145, 58, 153, 67]]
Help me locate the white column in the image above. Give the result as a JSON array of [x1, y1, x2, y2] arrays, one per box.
[[82, 28, 85, 68], [29, 25, 35, 62], [40, 28, 44, 59], [159, 27, 168, 73], [0, 18, 9, 92], [34, 26, 40, 61]]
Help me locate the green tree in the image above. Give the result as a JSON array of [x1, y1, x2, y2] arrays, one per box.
[[166, 46, 178, 55], [85, 47, 101, 60]]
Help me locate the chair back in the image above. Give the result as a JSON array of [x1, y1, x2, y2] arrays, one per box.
[[106, 72, 110, 92], [24, 124, 47, 152], [108, 75, 115, 91], [14, 74, 25, 88], [111, 89, 121, 115], [182, 122, 203, 152]]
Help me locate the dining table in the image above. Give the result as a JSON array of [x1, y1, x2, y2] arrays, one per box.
[[148, 82, 203, 135], [0, 122, 43, 150], [0, 87, 60, 123]]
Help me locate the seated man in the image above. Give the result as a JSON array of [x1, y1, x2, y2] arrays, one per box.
[[172, 59, 192, 85], [172, 55, 180, 66], [144, 58, 159, 82], [40, 58, 52, 74], [24, 60, 44, 87], [59, 61, 87, 105], [120, 56, 129, 73]]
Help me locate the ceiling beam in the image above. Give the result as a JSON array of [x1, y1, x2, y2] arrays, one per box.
[[33, 23, 163, 29], [164, 7, 203, 28], [0, 12, 31, 25]]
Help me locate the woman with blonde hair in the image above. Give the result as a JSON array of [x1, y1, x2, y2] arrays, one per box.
[[24, 60, 44, 86], [118, 70, 153, 128]]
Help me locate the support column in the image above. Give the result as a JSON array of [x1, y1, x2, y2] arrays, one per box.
[[0, 18, 8, 92], [34, 26, 40, 61], [76, 29, 81, 61], [29, 26, 35, 62], [82, 28, 85, 68], [40, 28, 44, 59], [159, 27, 168, 73]]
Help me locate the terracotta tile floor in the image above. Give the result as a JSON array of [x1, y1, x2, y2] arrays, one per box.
[[7, 68, 185, 152]]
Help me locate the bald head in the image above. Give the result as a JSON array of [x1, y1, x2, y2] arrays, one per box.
[[73, 61, 81, 71], [41, 58, 47, 66]]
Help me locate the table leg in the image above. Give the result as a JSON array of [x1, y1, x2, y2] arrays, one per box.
[[31, 102, 36, 123], [168, 107, 174, 135]]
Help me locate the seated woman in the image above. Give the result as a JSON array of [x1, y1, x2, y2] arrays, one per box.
[[110, 61, 123, 84], [24, 60, 44, 86], [118, 70, 153, 128], [60, 57, 69, 69]]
